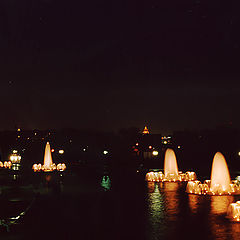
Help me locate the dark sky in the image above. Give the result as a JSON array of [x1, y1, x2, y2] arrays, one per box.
[[0, 0, 240, 133]]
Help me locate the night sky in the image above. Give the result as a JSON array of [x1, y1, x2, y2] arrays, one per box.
[[0, 0, 240, 133]]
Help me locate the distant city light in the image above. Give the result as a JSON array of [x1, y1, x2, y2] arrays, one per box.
[[17, 128, 21, 132], [83, 148, 86, 152], [51, 149, 55, 152], [103, 150, 109, 155], [149, 146, 152, 149], [59, 149, 64, 154], [136, 143, 139, 146], [163, 141, 167, 144], [152, 151, 159, 156], [12, 150, 18, 154], [178, 146, 181, 149], [238, 152, 240, 156]]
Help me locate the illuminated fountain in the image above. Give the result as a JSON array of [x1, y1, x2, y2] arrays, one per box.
[[186, 152, 240, 195], [32, 142, 66, 172], [146, 148, 197, 182]]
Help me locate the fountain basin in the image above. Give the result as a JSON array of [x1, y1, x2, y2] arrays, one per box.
[[146, 171, 197, 182], [186, 180, 240, 195]]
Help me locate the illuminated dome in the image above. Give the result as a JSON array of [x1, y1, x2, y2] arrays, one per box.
[[142, 126, 149, 134]]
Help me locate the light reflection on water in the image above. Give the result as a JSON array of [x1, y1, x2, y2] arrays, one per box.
[[211, 196, 234, 215], [101, 175, 111, 191], [163, 182, 179, 221], [147, 182, 165, 240], [146, 182, 240, 240], [188, 194, 200, 214], [209, 196, 235, 240], [147, 182, 182, 240]]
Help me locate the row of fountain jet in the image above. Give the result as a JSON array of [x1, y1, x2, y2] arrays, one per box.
[[145, 148, 240, 222]]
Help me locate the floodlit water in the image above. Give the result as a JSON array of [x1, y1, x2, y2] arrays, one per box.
[[145, 181, 240, 240], [1, 169, 240, 240]]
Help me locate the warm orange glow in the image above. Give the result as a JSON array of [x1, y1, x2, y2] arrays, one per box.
[[145, 149, 197, 182], [164, 149, 178, 180], [210, 152, 231, 193], [142, 126, 149, 134], [227, 201, 240, 221], [146, 171, 165, 182], [57, 163, 66, 171], [0, 161, 12, 169], [211, 195, 234, 215], [43, 142, 53, 170], [188, 194, 199, 214], [32, 142, 66, 172], [186, 152, 240, 195], [10, 153, 21, 163], [146, 170, 197, 182], [3, 161, 12, 169]]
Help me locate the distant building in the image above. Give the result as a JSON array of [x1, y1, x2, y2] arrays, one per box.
[[134, 127, 162, 166], [142, 126, 150, 135]]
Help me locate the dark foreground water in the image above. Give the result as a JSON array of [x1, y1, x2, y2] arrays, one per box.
[[1, 168, 240, 240]]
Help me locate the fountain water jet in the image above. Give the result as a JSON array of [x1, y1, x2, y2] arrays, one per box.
[[186, 152, 240, 195], [164, 149, 179, 181], [43, 142, 53, 171], [210, 152, 231, 193], [146, 148, 197, 182]]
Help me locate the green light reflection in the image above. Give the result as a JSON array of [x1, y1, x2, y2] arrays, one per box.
[[101, 176, 111, 191]]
